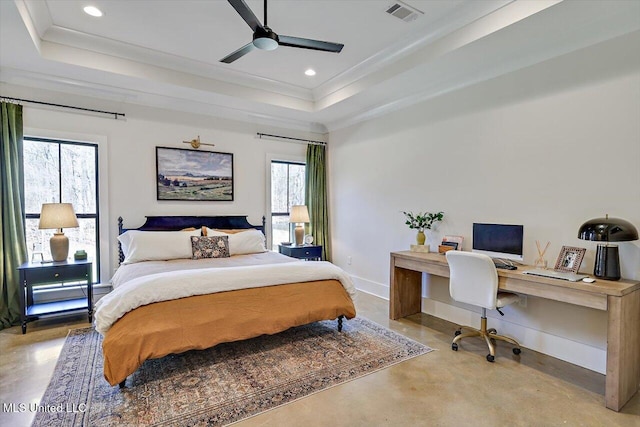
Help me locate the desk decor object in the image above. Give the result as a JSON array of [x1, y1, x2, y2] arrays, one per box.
[[439, 235, 464, 253], [38, 203, 79, 262], [578, 215, 639, 281], [156, 146, 233, 201], [411, 244, 430, 253], [290, 205, 310, 246], [442, 235, 463, 250], [534, 240, 550, 269], [554, 246, 586, 273], [402, 210, 444, 246]]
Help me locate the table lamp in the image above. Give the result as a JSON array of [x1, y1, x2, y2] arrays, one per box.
[[290, 205, 310, 246], [578, 215, 638, 281], [38, 203, 79, 262]]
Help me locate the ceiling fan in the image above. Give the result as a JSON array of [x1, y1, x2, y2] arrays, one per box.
[[220, 0, 344, 64]]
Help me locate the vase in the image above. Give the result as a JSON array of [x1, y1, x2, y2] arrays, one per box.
[[534, 257, 547, 269], [416, 230, 426, 245]]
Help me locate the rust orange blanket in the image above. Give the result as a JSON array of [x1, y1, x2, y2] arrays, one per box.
[[102, 280, 356, 385]]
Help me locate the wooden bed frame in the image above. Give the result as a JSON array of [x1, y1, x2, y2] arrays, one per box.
[[111, 215, 350, 388]]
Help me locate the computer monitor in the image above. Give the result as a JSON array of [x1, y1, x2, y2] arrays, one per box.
[[472, 223, 524, 261]]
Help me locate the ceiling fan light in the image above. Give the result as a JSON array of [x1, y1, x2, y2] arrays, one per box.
[[253, 27, 279, 51], [253, 36, 278, 51]]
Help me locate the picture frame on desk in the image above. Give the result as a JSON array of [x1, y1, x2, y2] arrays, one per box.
[[554, 246, 586, 273]]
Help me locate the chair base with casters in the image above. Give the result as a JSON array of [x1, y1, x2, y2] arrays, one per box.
[[451, 303, 522, 362]]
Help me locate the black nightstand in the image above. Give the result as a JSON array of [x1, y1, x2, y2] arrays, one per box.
[[17, 259, 93, 334], [279, 244, 323, 261]]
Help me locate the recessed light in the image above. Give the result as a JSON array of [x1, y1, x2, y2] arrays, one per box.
[[305, 69, 316, 76], [83, 6, 103, 17]]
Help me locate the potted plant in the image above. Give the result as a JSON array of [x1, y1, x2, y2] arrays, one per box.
[[403, 211, 444, 245]]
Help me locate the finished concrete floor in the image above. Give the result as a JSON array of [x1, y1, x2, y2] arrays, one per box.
[[1, 291, 638, 426]]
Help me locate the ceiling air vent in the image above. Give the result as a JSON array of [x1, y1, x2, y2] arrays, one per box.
[[385, 1, 424, 23]]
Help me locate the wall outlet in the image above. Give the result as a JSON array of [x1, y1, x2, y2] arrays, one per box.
[[518, 295, 527, 308], [347, 256, 352, 265]]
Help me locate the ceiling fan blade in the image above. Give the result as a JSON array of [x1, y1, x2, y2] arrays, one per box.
[[220, 42, 256, 63], [278, 35, 344, 53], [227, 0, 263, 32]]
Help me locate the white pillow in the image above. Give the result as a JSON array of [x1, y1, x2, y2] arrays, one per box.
[[118, 230, 202, 264], [205, 227, 266, 255]]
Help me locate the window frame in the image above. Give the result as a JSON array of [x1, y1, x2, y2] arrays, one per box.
[[23, 136, 101, 283], [265, 154, 306, 250]]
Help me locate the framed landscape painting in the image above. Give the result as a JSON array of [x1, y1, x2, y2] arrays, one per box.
[[156, 147, 233, 201]]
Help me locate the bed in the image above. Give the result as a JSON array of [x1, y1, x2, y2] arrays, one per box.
[[95, 215, 357, 387]]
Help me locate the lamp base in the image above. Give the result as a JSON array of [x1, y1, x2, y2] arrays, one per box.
[[294, 225, 304, 246], [594, 244, 620, 281], [50, 232, 69, 262]]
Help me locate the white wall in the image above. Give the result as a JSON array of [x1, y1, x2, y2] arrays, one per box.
[[328, 33, 640, 373], [8, 30, 639, 374], [17, 99, 308, 279]]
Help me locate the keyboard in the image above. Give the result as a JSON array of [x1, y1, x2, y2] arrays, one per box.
[[522, 269, 587, 282]]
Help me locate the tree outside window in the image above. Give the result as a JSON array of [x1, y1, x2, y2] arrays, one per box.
[[23, 137, 100, 283], [271, 161, 305, 248]]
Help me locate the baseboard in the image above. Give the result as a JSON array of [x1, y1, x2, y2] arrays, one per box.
[[351, 275, 389, 300], [422, 299, 606, 374], [351, 278, 606, 374]]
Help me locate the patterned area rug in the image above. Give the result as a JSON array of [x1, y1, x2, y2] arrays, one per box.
[[33, 317, 432, 426]]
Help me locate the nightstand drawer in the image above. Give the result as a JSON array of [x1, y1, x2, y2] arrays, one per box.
[[295, 247, 322, 258], [279, 244, 322, 260], [24, 264, 88, 284]]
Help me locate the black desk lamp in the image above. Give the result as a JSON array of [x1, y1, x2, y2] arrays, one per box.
[[578, 215, 638, 281]]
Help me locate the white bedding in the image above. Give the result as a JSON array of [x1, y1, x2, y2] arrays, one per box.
[[96, 260, 356, 335], [110, 251, 296, 289]]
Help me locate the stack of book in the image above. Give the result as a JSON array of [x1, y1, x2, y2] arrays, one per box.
[[439, 235, 464, 253]]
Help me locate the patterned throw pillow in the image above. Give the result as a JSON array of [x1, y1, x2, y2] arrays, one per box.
[[191, 236, 230, 259]]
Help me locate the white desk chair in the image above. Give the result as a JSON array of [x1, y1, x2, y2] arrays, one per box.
[[446, 251, 522, 362]]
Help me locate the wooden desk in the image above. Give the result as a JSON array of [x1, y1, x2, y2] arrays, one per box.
[[389, 251, 640, 412]]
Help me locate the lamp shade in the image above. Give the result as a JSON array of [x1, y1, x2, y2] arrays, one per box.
[[290, 205, 310, 223], [38, 203, 79, 230], [577, 216, 638, 242]]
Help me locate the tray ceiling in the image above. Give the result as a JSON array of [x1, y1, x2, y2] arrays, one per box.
[[1, 0, 639, 132]]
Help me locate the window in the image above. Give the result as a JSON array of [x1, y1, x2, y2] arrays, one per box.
[[23, 137, 100, 283], [270, 161, 305, 249]]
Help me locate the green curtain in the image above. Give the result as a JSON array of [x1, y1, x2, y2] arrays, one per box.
[[305, 144, 331, 261], [0, 102, 27, 329]]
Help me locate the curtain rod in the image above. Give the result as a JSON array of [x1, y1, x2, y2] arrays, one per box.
[[257, 132, 326, 146], [0, 96, 125, 120]]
